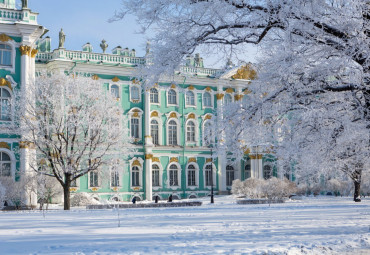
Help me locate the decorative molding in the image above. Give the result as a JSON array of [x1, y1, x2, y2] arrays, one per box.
[[244, 89, 252, 95], [19, 45, 31, 56], [132, 159, 142, 167], [144, 135, 152, 139], [187, 113, 195, 119], [90, 187, 99, 192], [231, 64, 257, 80], [170, 84, 176, 89], [216, 93, 224, 100], [19, 141, 35, 149], [92, 74, 99, 80], [151, 111, 159, 118], [152, 157, 160, 163], [132, 112, 139, 118], [249, 154, 263, 159], [0, 34, 12, 42], [206, 158, 213, 163], [0, 78, 12, 90], [169, 112, 177, 119], [243, 148, 251, 154], [205, 114, 212, 120], [188, 85, 194, 90], [145, 154, 153, 160], [205, 86, 212, 92], [0, 142, 10, 150], [112, 187, 119, 192], [132, 79, 140, 84], [188, 157, 197, 163], [112, 76, 120, 82], [30, 49, 38, 58], [225, 88, 234, 93], [170, 157, 178, 163], [70, 187, 78, 192], [234, 94, 244, 101]]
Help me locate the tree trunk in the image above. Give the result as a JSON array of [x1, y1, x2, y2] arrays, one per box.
[[354, 181, 361, 202], [63, 184, 71, 210]]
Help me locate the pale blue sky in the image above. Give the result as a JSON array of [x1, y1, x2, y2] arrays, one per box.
[[28, 0, 257, 68], [29, 0, 148, 56]]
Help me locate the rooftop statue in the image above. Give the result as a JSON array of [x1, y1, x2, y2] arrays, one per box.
[[59, 28, 65, 49], [100, 39, 108, 53], [22, 0, 28, 9]]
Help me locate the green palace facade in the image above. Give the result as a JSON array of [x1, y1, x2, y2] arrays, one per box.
[[0, 1, 282, 205]]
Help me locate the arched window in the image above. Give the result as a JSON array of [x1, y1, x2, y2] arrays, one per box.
[[203, 121, 213, 146], [89, 171, 99, 187], [186, 91, 195, 106], [150, 119, 159, 145], [187, 164, 196, 186], [168, 89, 177, 104], [130, 86, 140, 101], [111, 170, 120, 187], [186, 121, 195, 142], [0, 44, 11, 66], [244, 162, 251, 179], [131, 118, 139, 138], [226, 165, 235, 186], [132, 166, 140, 186], [0, 88, 11, 121], [0, 152, 11, 177], [152, 164, 160, 187], [263, 165, 272, 180], [150, 88, 158, 103], [168, 120, 177, 145], [224, 94, 232, 105], [169, 164, 179, 186], [203, 92, 211, 107], [111, 85, 119, 99], [205, 164, 213, 186]]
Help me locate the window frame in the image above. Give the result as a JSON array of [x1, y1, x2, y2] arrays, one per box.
[[185, 90, 196, 108], [202, 91, 212, 108], [130, 85, 141, 102], [110, 84, 120, 100], [150, 87, 159, 104], [186, 163, 199, 188], [0, 42, 15, 73], [226, 165, 235, 187], [167, 89, 177, 106], [168, 163, 181, 188], [0, 87, 12, 122], [167, 118, 179, 146]]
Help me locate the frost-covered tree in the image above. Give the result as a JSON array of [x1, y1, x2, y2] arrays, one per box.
[[117, 0, 369, 201], [14, 73, 133, 210]]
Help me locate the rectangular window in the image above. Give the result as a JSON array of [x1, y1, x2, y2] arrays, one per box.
[[226, 170, 234, 186], [90, 171, 99, 187], [152, 170, 160, 186], [131, 118, 139, 138], [132, 171, 140, 186], [1, 163, 11, 177], [169, 170, 178, 186], [111, 171, 120, 187], [188, 170, 196, 186], [205, 170, 212, 186]]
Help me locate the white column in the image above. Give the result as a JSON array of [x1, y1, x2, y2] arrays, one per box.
[[145, 154, 153, 201], [144, 90, 152, 145], [216, 83, 227, 193]]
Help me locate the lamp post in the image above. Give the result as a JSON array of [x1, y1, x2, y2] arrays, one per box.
[[210, 147, 214, 204]]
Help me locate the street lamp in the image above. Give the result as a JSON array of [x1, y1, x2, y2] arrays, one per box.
[[210, 146, 214, 204]]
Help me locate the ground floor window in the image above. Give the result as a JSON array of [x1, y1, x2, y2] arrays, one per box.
[[169, 164, 179, 186], [90, 171, 99, 187], [132, 166, 140, 186], [187, 165, 196, 186], [263, 165, 272, 180], [226, 165, 234, 186], [152, 164, 160, 187], [205, 164, 213, 186], [244, 162, 251, 179]]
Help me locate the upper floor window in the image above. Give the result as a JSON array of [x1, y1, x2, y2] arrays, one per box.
[[131, 86, 140, 101], [150, 119, 159, 145], [0, 151, 11, 177], [89, 170, 99, 187], [186, 91, 195, 106], [111, 85, 119, 99], [224, 94, 232, 105], [131, 118, 139, 138], [168, 120, 177, 145], [203, 121, 213, 146], [226, 165, 235, 186], [186, 121, 196, 142], [203, 92, 211, 107], [168, 89, 177, 104], [0, 88, 11, 121], [132, 166, 140, 186], [0, 44, 11, 66], [150, 88, 159, 103]]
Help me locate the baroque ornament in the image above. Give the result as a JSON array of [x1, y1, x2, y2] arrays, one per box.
[[19, 45, 31, 56], [0, 142, 10, 150], [216, 93, 224, 100], [112, 76, 120, 82], [30, 49, 38, 58], [151, 111, 159, 117], [188, 113, 195, 119], [188, 158, 197, 163], [132, 159, 142, 167], [0, 78, 12, 90], [231, 64, 257, 80], [170, 157, 178, 163], [0, 34, 12, 42], [234, 94, 243, 101]]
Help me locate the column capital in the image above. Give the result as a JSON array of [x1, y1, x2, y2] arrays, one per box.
[[19, 45, 31, 56]]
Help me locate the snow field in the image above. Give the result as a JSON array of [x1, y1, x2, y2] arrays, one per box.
[[0, 196, 369, 254]]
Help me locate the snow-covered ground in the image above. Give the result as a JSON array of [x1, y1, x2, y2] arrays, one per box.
[[0, 196, 369, 255]]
